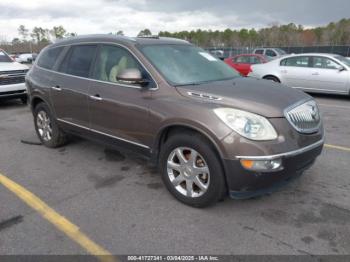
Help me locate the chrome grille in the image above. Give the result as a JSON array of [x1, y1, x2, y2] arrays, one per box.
[[0, 70, 28, 86], [285, 100, 321, 134]]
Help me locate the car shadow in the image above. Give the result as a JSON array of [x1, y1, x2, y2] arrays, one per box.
[[0, 99, 27, 109]]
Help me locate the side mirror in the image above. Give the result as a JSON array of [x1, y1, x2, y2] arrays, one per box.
[[116, 68, 149, 86], [338, 66, 346, 72]]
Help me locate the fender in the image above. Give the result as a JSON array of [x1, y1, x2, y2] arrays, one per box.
[[152, 119, 230, 161]]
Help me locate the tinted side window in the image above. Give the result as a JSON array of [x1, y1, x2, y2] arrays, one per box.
[[234, 56, 250, 63], [266, 49, 277, 57], [312, 57, 340, 69], [59, 45, 97, 77], [92, 45, 146, 84], [255, 49, 264, 54], [281, 56, 310, 67], [37, 47, 64, 70], [250, 56, 261, 64]]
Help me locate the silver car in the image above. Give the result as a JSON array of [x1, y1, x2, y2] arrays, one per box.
[[252, 48, 287, 58], [249, 53, 350, 96]]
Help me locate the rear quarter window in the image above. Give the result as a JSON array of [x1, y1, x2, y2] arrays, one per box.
[[37, 47, 64, 70], [266, 49, 277, 57]]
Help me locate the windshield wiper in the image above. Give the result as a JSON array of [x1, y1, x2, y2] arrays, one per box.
[[174, 82, 202, 87]]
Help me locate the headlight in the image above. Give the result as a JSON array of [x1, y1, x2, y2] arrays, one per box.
[[214, 108, 278, 141]]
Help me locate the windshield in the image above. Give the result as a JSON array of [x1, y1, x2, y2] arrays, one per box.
[[275, 48, 287, 55], [335, 55, 350, 67], [140, 44, 240, 86], [0, 50, 13, 62]]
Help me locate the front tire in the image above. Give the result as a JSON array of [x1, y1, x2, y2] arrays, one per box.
[[160, 132, 226, 207], [33, 102, 67, 148]]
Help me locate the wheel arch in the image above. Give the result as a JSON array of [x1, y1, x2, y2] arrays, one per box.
[[152, 123, 227, 168], [262, 74, 281, 82], [30, 95, 51, 113]]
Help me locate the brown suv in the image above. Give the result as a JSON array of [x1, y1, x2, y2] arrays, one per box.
[[26, 35, 324, 207]]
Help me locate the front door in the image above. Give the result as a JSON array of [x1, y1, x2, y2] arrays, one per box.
[[89, 44, 155, 149], [308, 56, 349, 94]]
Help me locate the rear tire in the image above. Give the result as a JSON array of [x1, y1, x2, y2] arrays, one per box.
[[33, 102, 68, 148], [263, 76, 280, 83], [160, 132, 226, 207]]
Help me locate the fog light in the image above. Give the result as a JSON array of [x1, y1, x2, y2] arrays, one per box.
[[240, 158, 282, 171]]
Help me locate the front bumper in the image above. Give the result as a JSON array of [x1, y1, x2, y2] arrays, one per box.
[[0, 83, 26, 99], [224, 139, 324, 199]]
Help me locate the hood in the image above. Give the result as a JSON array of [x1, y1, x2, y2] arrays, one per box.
[[175, 77, 311, 118], [0, 62, 29, 72]]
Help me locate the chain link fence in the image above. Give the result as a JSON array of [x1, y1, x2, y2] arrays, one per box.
[[206, 45, 350, 58]]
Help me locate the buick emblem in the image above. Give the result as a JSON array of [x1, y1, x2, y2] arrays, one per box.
[[309, 105, 318, 120]]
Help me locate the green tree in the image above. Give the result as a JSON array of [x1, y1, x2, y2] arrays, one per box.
[[12, 38, 21, 44], [18, 25, 29, 40], [51, 26, 67, 39], [31, 27, 50, 43], [137, 29, 152, 37], [156, 18, 350, 47]]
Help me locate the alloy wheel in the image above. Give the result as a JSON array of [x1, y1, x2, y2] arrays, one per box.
[[36, 111, 53, 142], [167, 147, 210, 198]]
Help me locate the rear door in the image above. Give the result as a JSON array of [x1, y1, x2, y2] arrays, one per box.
[[51, 44, 97, 127], [308, 56, 349, 94], [89, 44, 155, 148], [233, 56, 251, 76]]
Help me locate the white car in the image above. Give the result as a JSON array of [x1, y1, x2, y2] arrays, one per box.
[[15, 53, 36, 63], [0, 49, 29, 103], [248, 53, 350, 96]]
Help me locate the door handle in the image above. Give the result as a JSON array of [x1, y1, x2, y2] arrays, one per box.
[[51, 85, 62, 91], [90, 94, 103, 101], [312, 72, 319, 76]]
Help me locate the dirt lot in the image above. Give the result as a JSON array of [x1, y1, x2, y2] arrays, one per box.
[[0, 94, 349, 256]]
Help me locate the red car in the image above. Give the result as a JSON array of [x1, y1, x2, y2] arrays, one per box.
[[224, 54, 270, 76]]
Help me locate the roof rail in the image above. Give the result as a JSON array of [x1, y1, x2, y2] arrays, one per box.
[[137, 35, 159, 39]]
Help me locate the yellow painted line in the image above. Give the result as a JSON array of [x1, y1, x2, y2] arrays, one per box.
[[0, 173, 116, 262], [325, 144, 350, 152]]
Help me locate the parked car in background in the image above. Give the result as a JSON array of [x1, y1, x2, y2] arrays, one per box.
[[249, 53, 350, 96], [9, 54, 18, 61], [0, 49, 29, 103], [26, 35, 323, 207], [209, 50, 225, 60], [16, 53, 37, 63], [253, 48, 287, 58], [224, 54, 270, 76]]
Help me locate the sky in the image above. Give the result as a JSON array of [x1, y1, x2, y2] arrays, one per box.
[[0, 0, 349, 41]]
